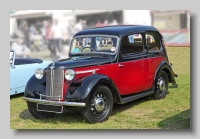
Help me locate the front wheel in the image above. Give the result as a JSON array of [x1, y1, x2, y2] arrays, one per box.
[[27, 102, 55, 119], [152, 71, 169, 100], [81, 86, 113, 123]]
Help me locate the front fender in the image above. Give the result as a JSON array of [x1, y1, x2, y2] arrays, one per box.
[[66, 74, 122, 103], [24, 75, 47, 98]]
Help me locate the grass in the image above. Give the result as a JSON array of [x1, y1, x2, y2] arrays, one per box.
[[10, 47, 190, 129]]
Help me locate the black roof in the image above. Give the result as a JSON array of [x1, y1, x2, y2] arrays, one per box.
[[74, 25, 162, 38]]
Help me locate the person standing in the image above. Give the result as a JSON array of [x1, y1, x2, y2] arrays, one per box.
[[46, 20, 54, 57], [94, 20, 102, 28], [20, 21, 31, 49], [82, 20, 88, 30], [110, 19, 118, 26], [49, 19, 65, 57], [41, 20, 47, 45], [75, 19, 83, 33], [102, 20, 109, 27], [30, 23, 36, 35], [67, 20, 76, 46]]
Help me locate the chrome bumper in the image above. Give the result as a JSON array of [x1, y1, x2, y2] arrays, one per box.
[[23, 97, 86, 107]]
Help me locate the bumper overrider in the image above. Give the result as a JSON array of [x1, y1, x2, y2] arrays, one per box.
[[23, 96, 86, 107], [169, 72, 178, 88]]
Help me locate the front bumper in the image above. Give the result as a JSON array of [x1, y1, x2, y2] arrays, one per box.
[[23, 97, 86, 107]]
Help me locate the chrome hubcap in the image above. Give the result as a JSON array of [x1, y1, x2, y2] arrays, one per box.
[[158, 77, 166, 91], [94, 98, 105, 112], [90, 93, 107, 117]]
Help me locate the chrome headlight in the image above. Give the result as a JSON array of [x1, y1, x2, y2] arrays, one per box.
[[65, 69, 76, 81], [35, 68, 44, 79]]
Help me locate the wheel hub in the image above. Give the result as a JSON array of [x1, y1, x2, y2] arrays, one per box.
[[158, 78, 165, 91], [94, 98, 105, 112]]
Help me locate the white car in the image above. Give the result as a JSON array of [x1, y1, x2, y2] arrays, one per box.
[[10, 51, 51, 96]]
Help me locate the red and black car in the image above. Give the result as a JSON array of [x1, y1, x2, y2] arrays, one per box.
[[23, 25, 178, 123]]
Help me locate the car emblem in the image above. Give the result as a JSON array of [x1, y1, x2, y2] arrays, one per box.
[[50, 63, 55, 70]]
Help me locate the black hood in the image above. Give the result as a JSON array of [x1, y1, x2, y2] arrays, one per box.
[[46, 56, 115, 70]]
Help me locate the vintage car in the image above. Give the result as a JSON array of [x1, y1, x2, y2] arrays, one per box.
[[10, 51, 51, 96], [23, 25, 178, 123]]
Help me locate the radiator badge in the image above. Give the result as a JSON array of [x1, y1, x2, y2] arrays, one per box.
[[50, 63, 55, 70]]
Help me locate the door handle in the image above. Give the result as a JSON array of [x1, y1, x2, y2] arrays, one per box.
[[118, 64, 124, 68]]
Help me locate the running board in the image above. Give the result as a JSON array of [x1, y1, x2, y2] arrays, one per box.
[[120, 90, 155, 104]]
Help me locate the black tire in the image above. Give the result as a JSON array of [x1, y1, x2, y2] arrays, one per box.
[[152, 71, 169, 100], [27, 102, 55, 119], [81, 86, 113, 123]]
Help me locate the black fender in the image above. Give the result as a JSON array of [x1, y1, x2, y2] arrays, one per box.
[[153, 60, 178, 91], [24, 75, 47, 98], [65, 74, 122, 103]]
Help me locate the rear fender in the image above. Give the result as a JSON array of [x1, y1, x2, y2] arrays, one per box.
[[153, 61, 178, 91]]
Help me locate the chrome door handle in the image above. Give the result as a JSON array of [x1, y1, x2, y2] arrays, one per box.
[[118, 64, 124, 68]]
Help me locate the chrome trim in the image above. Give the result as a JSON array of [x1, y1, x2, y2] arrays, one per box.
[[50, 62, 55, 70], [39, 94, 61, 101], [37, 103, 63, 113], [23, 97, 86, 107], [94, 98, 105, 112], [46, 69, 64, 100], [76, 69, 99, 75]]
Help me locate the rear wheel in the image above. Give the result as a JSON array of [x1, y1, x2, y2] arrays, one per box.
[[27, 102, 55, 119], [152, 71, 169, 100], [82, 86, 113, 123]]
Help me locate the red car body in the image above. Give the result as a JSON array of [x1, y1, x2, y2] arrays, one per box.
[[23, 25, 178, 123]]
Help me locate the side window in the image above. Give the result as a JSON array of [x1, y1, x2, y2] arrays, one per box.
[[146, 33, 161, 52], [121, 33, 143, 55]]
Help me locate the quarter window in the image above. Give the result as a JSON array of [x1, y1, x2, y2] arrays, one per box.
[[121, 33, 143, 55], [146, 33, 161, 52]]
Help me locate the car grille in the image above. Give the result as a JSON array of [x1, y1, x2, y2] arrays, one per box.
[[46, 69, 64, 100]]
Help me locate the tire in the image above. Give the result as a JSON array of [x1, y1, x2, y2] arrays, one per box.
[[81, 86, 113, 124], [27, 102, 55, 119], [152, 71, 169, 100]]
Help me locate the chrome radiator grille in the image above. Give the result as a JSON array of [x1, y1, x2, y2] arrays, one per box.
[[46, 69, 64, 100]]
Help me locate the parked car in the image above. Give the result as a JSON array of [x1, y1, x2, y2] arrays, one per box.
[[10, 50, 51, 96], [23, 25, 178, 123]]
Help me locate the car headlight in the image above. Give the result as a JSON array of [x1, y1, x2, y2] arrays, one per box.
[[65, 69, 76, 81], [35, 68, 44, 79]]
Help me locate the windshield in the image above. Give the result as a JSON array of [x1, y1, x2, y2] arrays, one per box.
[[70, 36, 118, 55], [10, 51, 14, 60], [10, 51, 15, 66]]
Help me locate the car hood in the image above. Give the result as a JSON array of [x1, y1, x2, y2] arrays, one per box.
[[46, 56, 113, 70]]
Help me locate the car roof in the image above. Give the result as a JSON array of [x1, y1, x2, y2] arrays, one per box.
[[74, 25, 162, 38]]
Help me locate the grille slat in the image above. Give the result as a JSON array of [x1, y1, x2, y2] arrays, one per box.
[[46, 69, 64, 100]]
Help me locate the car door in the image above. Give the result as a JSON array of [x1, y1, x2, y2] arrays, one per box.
[[145, 32, 166, 88], [10, 63, 39, 95], [10, 66, 16, 95], [116, 33, 150, 95]]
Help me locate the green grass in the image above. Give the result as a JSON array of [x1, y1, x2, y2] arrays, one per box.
[[10, 47, 190, 129]]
